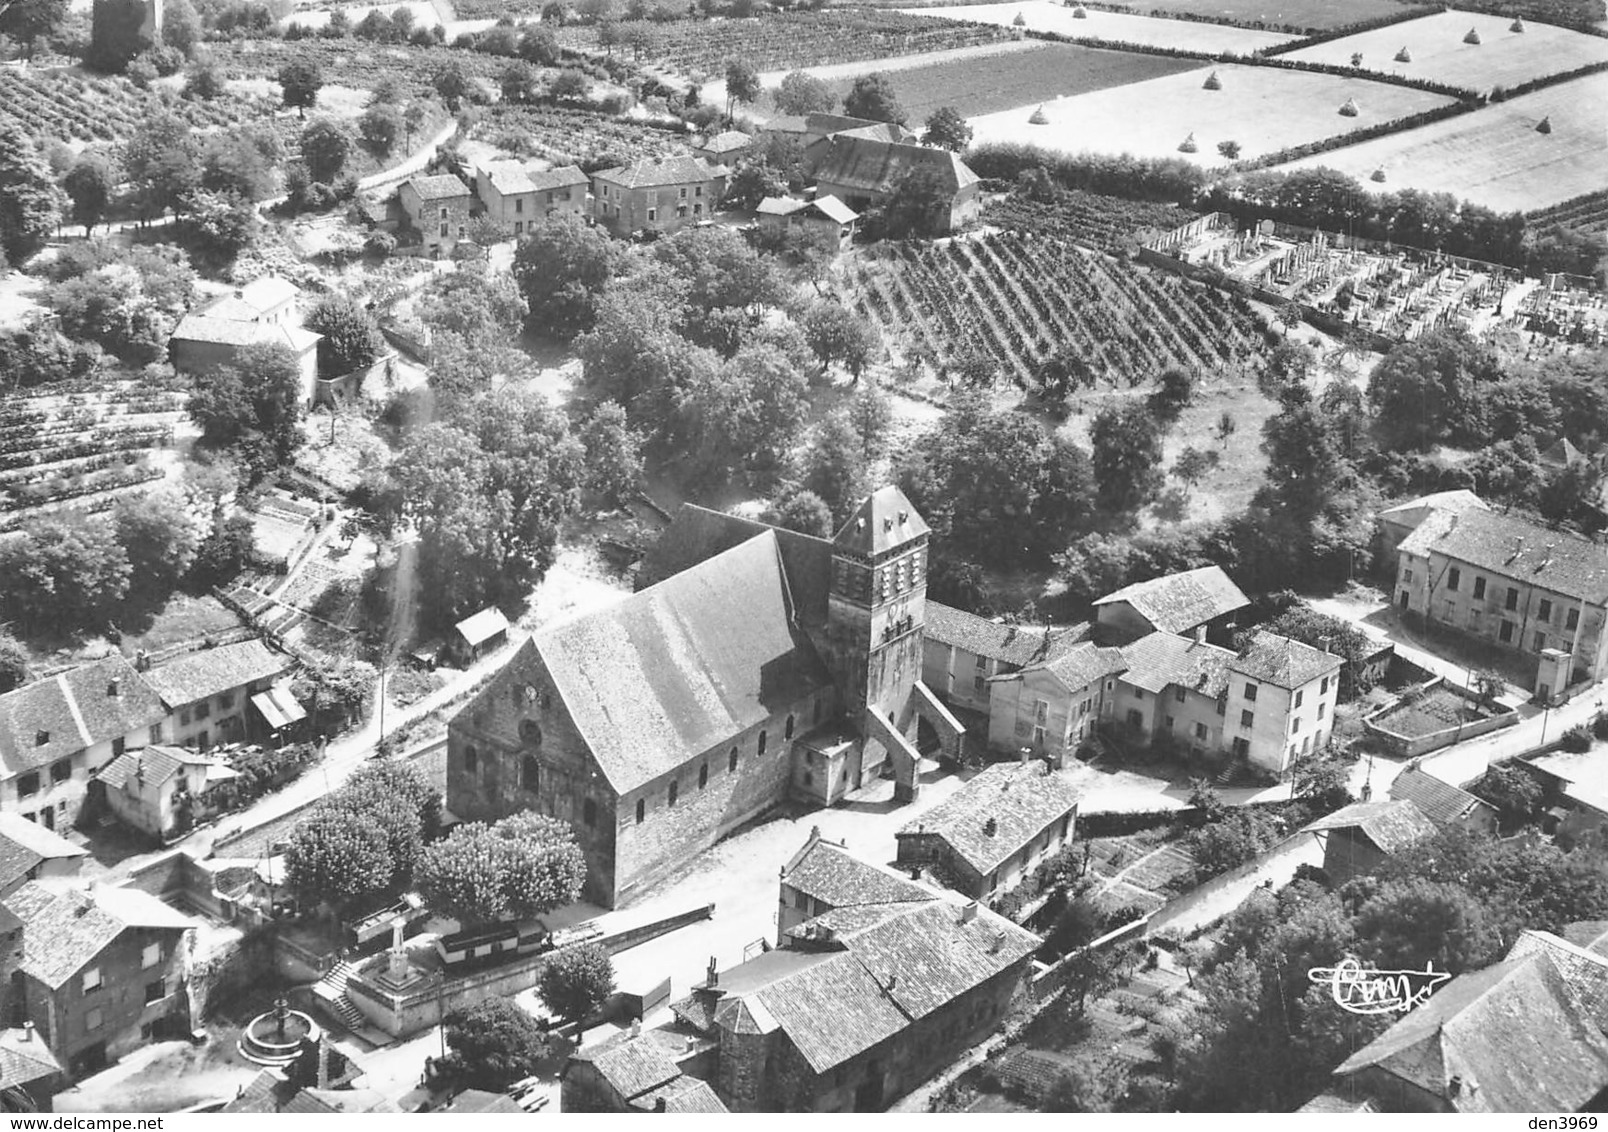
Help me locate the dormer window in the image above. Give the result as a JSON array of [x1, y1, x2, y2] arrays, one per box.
[[35, 730, 48, 747]]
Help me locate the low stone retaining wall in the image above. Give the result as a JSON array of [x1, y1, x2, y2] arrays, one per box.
[[1364, 676, 1518, 758]]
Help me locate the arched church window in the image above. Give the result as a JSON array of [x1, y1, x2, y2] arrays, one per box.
[[522, 755, 539, 793], [520, 719, 542, 746]]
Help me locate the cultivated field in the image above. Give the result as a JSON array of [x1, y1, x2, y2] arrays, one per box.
[[0, 65, 278, 145], [906, 1, 1301, 51], [815, 40, 1201, 122], [1275, 70, 1608, 212], [1283, 9, 1608, 92], [1064, 0, 1420, 31], [966, 63, 1459, 163]]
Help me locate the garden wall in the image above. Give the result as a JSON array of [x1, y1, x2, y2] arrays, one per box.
[[1028, 915, 1150, 999], [1363, 676, 1518, 757]]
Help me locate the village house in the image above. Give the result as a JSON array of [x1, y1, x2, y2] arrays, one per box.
[[223, 1067, 400, 1113], [473, 161, 589, 234], [1375, 489, 1489, 564], [895, 758, 1081, 901], [137, 640, 300, 751], [168, 276, 321, 408], [1394, 505, 1608, 695], [5, 881, 196, 1078], [0, 1024, 62, 1109], [591, 157, 725, 239], [1091, 565, 1250, 645], [691, 130, 753, 167], [1213, 631, 1344, 776], [447, 488, 965, 908], [0, 814, 86, 899], [777, 827, 934, 941], [562, 1025, 726, 1113], [1302, 798, 1437, 884], [755, 195, 859, 254], [1387, 764, 1499, 834], [399, 173, 474, 256], [0, 655, 168, 831], [760, 113, 914, 151], [95, 746, 237, 843], [808, 132, 981, 234]]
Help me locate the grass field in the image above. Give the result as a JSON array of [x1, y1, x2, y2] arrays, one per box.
[[893, 0, 1421, 29], [816, 39, 1202, 121], [904, 1, 1300, 50], [1275, 70, 1608, 211], [967, 62, 1458, 163], [1284, 9, 1608, 92]]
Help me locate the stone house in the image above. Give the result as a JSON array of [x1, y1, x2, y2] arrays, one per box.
[[1387, 764, 1498, 835], [895, 759, 1080, 900], [1302, 798, 1436, 884], [0, 1023, 62, 1107], [760, 113, 913, 151], [755, 195, 858, 254], [447, 487, 964, 908], [776, 827, 933, 942], [137, 640, 299, 751], [1374, 489, 1489, 566], [5, 881, 196, 1079], [0, 814, 86, 899], [1092, 564, 1250, 645], [1394, 506, 1608, 694], [399, 173, 474, 256], [0, 656, 168, 832], [691, 130, 753, 167], [808, 132, 981, 234], [591, 156, 725, 238], [94, 746, 236, 842], [1208, 630, 1343, 777], [168, 276, 321, 408], [473, 161, 589, 235], [562, 1025, 726, 1112]]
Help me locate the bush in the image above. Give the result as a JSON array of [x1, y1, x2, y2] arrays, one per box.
[[1561, 725, 1594, 753]]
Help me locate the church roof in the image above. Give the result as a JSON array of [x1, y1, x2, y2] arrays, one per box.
[[832, 485, 929, 557], [638, 505, 834, 626]]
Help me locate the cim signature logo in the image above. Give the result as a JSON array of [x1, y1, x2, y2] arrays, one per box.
[[1307, 958, 1452, 1015]]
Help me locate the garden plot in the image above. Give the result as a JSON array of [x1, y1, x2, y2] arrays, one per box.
[[966, 63, 1458, 163], [1282, 9, 1608, 93], [1275, 70, 1608, 212], [906, 1, 1301, 52]]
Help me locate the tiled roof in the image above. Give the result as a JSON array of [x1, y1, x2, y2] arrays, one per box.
[[1231, 631, 1342, 690], [469, 532, 833, 794], [635, 1076, 728, 1113], [482, 160, 537, 195], [0, 1028, 60, 1090], [1565, 921, 1608, 957], [139, 639, 294, 709], [1398, 507, 1608, 605], [1118, 631, 1236, 697], [1093, 565, 1249, 635], [1543, 438, 1584, 467], [810, 194, 859, 224], [1303, 799, 1437, 855], [756, 196, 808, 217], [1377, 489, 1489, 520], [1335, 952, 1608, 1112], [594, 156, 719, 189], [781, 832, 934, 909], [1388, 765, 1493, 826], [170, 315, 317, 355], [0, 812, 87, 869], [435, 1089, 525, 1113], [899, 761, 1082, 877], [199, 295, 263, 322], [406, 173, 471, 201], [1297, 1092, 1374, 1112], [832, 485, 929, 557], [0, 656, 167, 777], [811, 136, 978, 199], [924, 603, 1058, 667], [638, 504, 833, 627], [529, 164, 589, 191], [698, 130, 751, 153], [454, 607, 509, 648], [96, 745, 218, 791], [7, 881, 193, 989], [576, 1028, 683, 1101], [1508, 929, 1608, 1029], [760, 114, 808, 134], [237, 275, 299, 312], [1040, 641, 1127, 692]]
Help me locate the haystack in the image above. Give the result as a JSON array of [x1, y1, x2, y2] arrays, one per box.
[[1370, 168, 1387, 182], [1071, 4, 1088, 16], [1178, 132, 1198, 153], [1510, 16, 1526, 30], [1338, 97, 1360, 117], [1012, 9, 1027, 24], [1203, 70, 1222, 89], [1029, 104, 1049, 124], [1536, 115, 1552, 134], [1464, 26, 1482, 44], [1394, 46, 1412, 62]]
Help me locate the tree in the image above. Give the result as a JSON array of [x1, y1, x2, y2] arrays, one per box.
[[291, 656, 377, 735], [773, 70, 834, 115], [187, 341, 305, 481], [418, 263, 528, 345], [200, 129, 279, 202], [113, 491, 201, 604], [866, 166, 950, 239], [433, 60, 471, 111], [184, 62, 225, 100], [579, 401, 643, 507], [550, 67, 588, 101], [0, 0, 68, 58], [1258, 338, 1314, 401], [305, 293, 383, 379], [438, 1000, 550, 1092], [416, 812, 587, 925], [86, 0, 150, 71], [277, 59, 323, 118], [0, 631, 28, 694], [299, 117, 351, 185], [0, 513, 131, 638], [62, 153, 114, 236], [537, 942, 614, 1022], [359, 103, 403, 155], [721, 159, 784, 212], [184, 189, 260, 265], [1171, 446, 1216, 491], [123, 111, 200, 222], [1353, 877, 1500, 975], [159, 0, 201, 55], [518, 23, 558, 62], [1033, 343, 1096, 406], [923, 105, 971, 151], [798, 411, 866, 519], [1148, 365, 1196, 423], [1215, 411, 1238, 447], [1469, 763, 1542, 830], [512, 212, 625, 339], [188, 511, 254, 589], [802, 301, 879, 381], [1089, 402, 1165, 514], [766, 488, 834, 537], [284, 808, 392, 912], [723, 57, 760, 123], [842, 71, 905, 124], [0, 121, 61, 264], [677, 343, 811, 482]]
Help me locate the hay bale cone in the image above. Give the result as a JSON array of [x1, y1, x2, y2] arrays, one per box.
[[1464, 26, 1482, 44], [1511, 16, 1525, 30], [1536, 115, 1552, 133], [1339, 97, 1359, 117], [1178, 132, 1198, 153], [1203, 70, 1222, 90], [1394, 46, 1412, 62], [1371, 168, 1387, 182], [1012, 9, 1026, 24], [1029, 104, 1049, 124], [1071, 4, 1087, 16]]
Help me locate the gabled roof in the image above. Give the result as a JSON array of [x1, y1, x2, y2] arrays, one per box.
[[809, 194, 858, 224], [1334, 951, 1608, 1112], [169, 314, 318, 354], [924, 602, 1058, 667], [237, 275, 298, 312], [481, 532, 833, 794], [0, 813, 86, 895], [1093, 565, 1250, 635], [1388, 765, 1495, 826], [594, 156, 720, 189], [781, 830, 934, 910], [1398, 508, 1608, 605], [528, 164, 589, 191], [1118, 630, 1236, 697], [1303, 799, 1437, 855], [833, 484, 929, 557], [1378, 489, 1489, 521], [756, 195, 809, 217], [898, 761, 1082, 877], [139, 640, 295, 709], [96, 745, 220, 791], [697, 130, 751, 154], [1231, 630, 1342, 690], [0, 1028, 60, 1091], [405, 173, 471, 201], [1040, 641, 1127, 692], [1543, 437, 1585, 467], [0, 656, 167, 777], [481, 160, 537, 195], [454, 607, 510, 648], [572, 1027, 684, 1101], [810, 135, 978, 199], [634, 1076, 728, 1113], [434, 1089, 525, 1113], [7, 881, 194, 989], [1507, 929, 1608, 1030]]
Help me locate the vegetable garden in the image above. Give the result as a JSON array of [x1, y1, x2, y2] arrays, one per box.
[[847, 233, 1267, 390], [983, 191, 1202, 254], [0, 66, 277, 144], [473, 105, 689, 167]]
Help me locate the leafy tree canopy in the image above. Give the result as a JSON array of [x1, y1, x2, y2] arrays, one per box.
[[417, 812, 586, 925]]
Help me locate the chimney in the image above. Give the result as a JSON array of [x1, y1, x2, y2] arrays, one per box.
[[316, 1039, 331, 1090], [20, 1022, 32, 1042], [1019, 747, 1030, 765], [897, 510, 908, 524], [654, 1098, 667, 1112], [706, 955, 719, 988], [1194, 624, 1207, 645], [960, 901, 978, 923], [886, 973, 898, 991], [992, 930, 1006, 953], [629, 1019, 642, 1039]]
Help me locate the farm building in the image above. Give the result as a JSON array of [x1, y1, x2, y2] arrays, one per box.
[[1303, 798, 1436, 884], [809, 132, 981, 234], [691, 130, 754, 166], [591, 157, 725, 239], [1375, 489, 1489, 564], [138, 639, 300, 751], [1092, 564, 1249, 644], [168, 277, 322, 408], [451, 607, 510, 666], [778, 826, 934, 942], [1387, 764, 1498, 834], [399, 173, 474, 257], [755, 194, 859, 253], [761, 113, 914, 151], [473, 161, 589, 235]]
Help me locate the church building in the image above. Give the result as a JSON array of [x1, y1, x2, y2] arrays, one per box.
[[445, 487, 965, 908]]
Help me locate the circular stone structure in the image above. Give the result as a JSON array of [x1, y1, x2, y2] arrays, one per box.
[[238, 998, 322, 1067]]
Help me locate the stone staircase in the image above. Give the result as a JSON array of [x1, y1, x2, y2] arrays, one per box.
[[313, 958, 366, 1034]]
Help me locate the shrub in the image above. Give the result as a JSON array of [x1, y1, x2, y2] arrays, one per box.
[[1561, 725, 1594, 753]]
